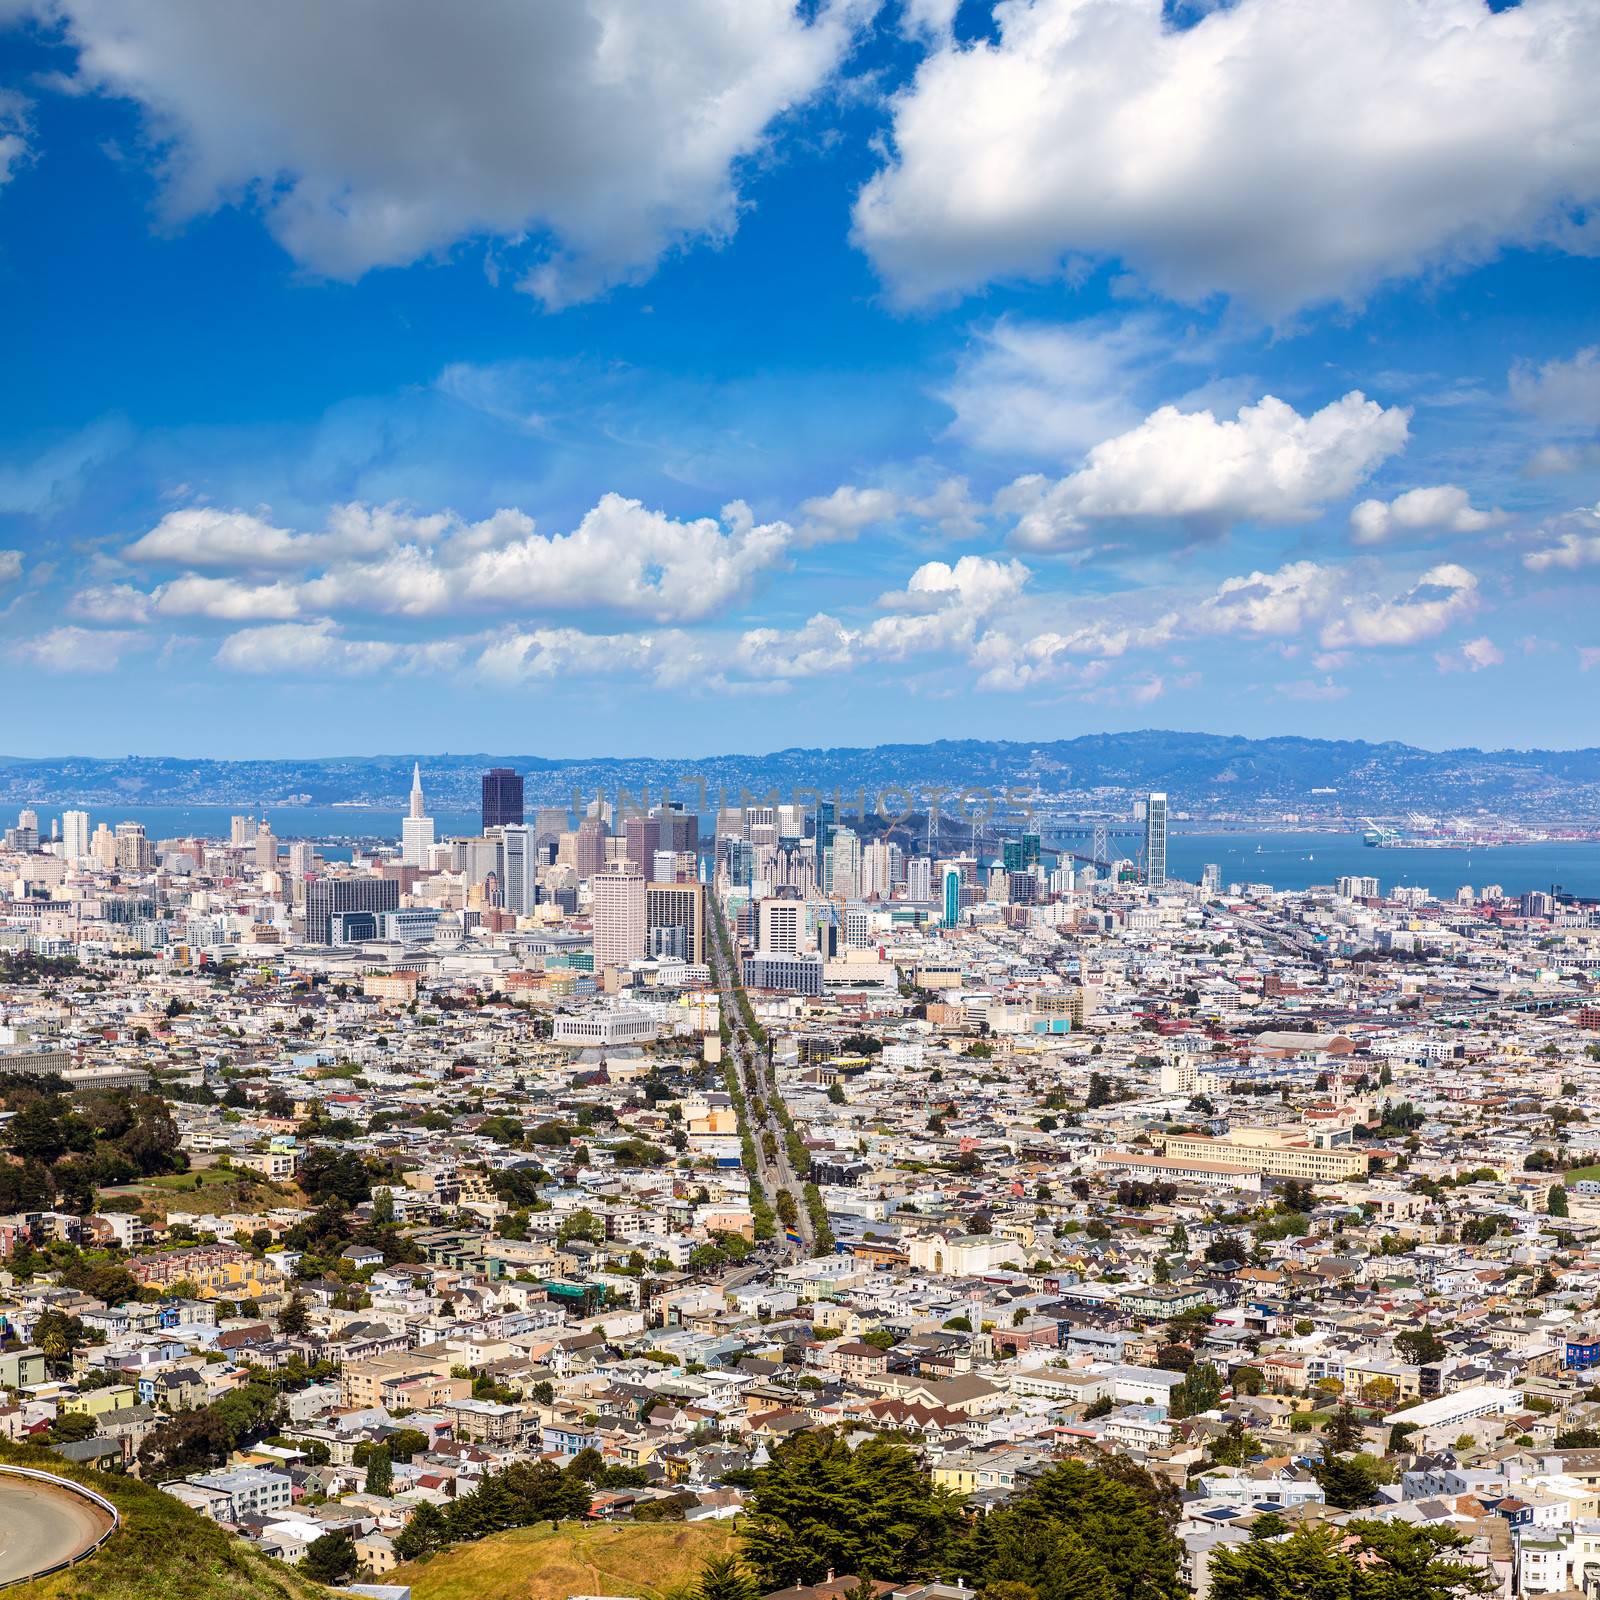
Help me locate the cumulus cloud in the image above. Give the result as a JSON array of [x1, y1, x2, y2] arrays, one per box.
[[1004, 391, 1409, 549], [33, 0, 865, 307], [1435, 635, 1504, 673], [12, 626, 137, 673], [1199, 558, 1479, 649], [213, 619, 459, 676], [796, 485, 900, 544], [125, 507, 319, 569], [1349, 484, 1501, 545], [1523, 504, 1600, 573], [1318, 563, 1480, 650], [123, 494, 797, 623], [853, 0, 1600, 316]]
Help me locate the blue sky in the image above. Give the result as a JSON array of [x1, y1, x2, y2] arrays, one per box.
[[1, 0, 1598, 759]]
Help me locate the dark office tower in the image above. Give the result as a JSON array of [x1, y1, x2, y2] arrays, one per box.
[[814, 798, 837, 873], [305, 875, 400, 944], [481, 767, 524, 831], [624, 816, 661, 874], [658, 803, 698, 856]]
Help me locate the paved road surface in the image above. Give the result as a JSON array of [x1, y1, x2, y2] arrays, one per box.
[[0, 1476, 113, 1585]]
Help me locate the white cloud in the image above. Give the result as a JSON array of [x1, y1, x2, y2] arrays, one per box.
[[1580, 646, 1600, 672], [214, 619, 425, 676], [70, 583, 152, 624], [796, 485, 900, 544], [940, 316, 1166, 458], [881, 553, 1029, 613], [123, 494, 798, 623], [736, 613, 858, 679], [475, 626, 706, 688], [1349, 484, 1500, 545], [1199, 558, 1479, 649], [853, 0, 1600, 316], [12, 626, 136, 673], [1523, 504, 1600, 573], [1511, 345, 1600, 430], [1005, 391, 1408, 549], [1318, 563, 1479, 650], [0, 550, 22, 585], [37, 0, 866, 307], [1525, 442, 1600, 477], [1279, 676, 1351, 702], [1435, 635, 1504, 673], [125, 507, 315, 569], [0, 89, 30, 190], [153, 575, 305, 621]]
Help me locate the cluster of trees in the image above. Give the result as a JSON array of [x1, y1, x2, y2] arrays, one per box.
[[1211, 1520, 1493, 1600], [391, 1456, 596, 1560], [737, 1431, 1494, 1600], [0, 1087, 185, 1213], [138, 1369, 291, 1479], [741, 1437, 1184, 1600]]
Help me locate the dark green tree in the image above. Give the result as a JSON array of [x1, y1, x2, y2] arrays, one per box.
[[740, 1433, 962, 1588], [365, 1444, 393, 1495], [695, 1553, 763, 1600], [302, 1531, 358, 1585]]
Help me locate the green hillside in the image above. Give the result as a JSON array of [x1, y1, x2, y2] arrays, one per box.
[[0, 1441, 329, 1600]]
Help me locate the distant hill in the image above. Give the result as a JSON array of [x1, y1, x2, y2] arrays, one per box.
[[1, 731, 1596, 817]]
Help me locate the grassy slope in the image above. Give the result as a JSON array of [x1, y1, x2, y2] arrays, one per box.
[[391, 1518, 738, 1600], [0, 1441, 328, 1600]]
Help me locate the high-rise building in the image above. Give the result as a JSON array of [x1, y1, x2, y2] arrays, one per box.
[[113, 821, 153, 873], [814, 798, 836, 873], [500, 824, 533, 915], [1002, 834, 1041, 871], [623, 816, 661, 874], [907, 856, 933, 901], [645, 882, 704, 964], [304, 875, 400, 944], [828, 826, 861, 899], [1201, 862, 1221, 896], [61, 810, 90, 862], [481, 767, 524, 831], [592, 864, 646, 969], [757, 897, 804, 954], [91, 823, 116, 870], [402, 764, 436, 866], [1145, 792, 1168, 890], [255, 824, 277, 871], [231, 815, 258, 848], [942, 865, 962, 928]]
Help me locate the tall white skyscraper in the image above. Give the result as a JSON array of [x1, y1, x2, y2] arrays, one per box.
[[500, 824, 533, 915], [828, 826, 861, 899], [402, 762, 435, 867], [61, 810, 90, 862], [907, 856, 933, 901], [591, 863, 645, 969], [1145, 791, 1168, 890]]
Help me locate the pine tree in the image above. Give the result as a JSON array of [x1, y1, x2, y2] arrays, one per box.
[[696, 1553, 762, 1600]]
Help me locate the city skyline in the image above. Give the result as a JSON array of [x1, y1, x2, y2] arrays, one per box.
[[2, 1, 1598, 757]]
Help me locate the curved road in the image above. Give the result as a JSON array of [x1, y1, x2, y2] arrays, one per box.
[[0, 1476, 114, 1586]]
